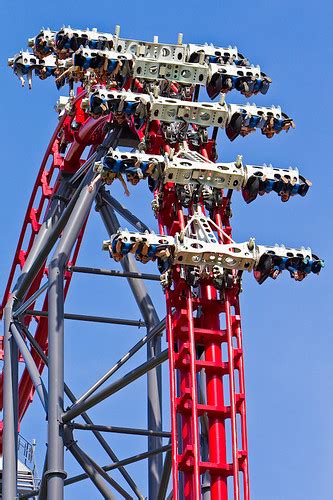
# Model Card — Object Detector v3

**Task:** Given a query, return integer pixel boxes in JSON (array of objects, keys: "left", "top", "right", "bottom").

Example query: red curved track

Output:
[{"left": 0, "top": 90, "right": 108, "bottom": 424}]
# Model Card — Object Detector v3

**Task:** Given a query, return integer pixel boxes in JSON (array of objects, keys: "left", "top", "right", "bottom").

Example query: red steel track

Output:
[
  {"left": 157, "top": 162, "right": 249, "bottom": 499},
  {"left": 0, "top": 91, "right": 108, "bottom": 425}
]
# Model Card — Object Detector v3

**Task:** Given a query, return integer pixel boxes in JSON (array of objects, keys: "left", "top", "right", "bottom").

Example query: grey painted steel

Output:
[
  {"left": 20, "top": 323, "right": 144, "bottom": 499},
  {"left": 198, "top": 355, "right": 211, "bottom": 499},
  {"left": 71, "top": 422, "right": 171, "bottom": 438},
  {"left": 63, "top": 387, "right": 143, "bottom": 499},
  {"left": 13, "top": 281, "right": 48, "bottom": 318},
  {"left": 69, "top": 265, "right": 161, "bottom": 281},
  {"left": 73, "top": 318, "right": 166, "bottom": 407},
  {"left": 38, "top": 452, "right": 48, "bottom": 500},
  {"left": 43, "top": 125, "right": 129, "bottom": 500},
  {"left": 10, "top": 323, "right": 48, "bottom": 412},
  {"left": 11, "top": 137, "right": 143, "bottom": 498},
  {"left": 12, "top": 156, "right": 101, "bottom": 302},
  {"left": 25, "top": 309, "right": 145, "bottom": 327},
  {"left": 19, "top": 491, "right": 39, "bottom": 499},
  {"left": 98, "top": 188, "right": 164, "bottom": 499},
  {"left": 46, "top": 144, "right": 112, "bottom": 499},
  {"left": 15, "top": 179, "right": 70, "bottom": 278},
  {"left": 157, "top": 446, "right": 172, "bottom": 500},
  {"left": 2, "top": 299, "right": 19, "bottom": 500},
  {"left": 8, "top": 127, "right": 164, "bottom": 498},
  {"left": 79, "top": 453, "right": 132, "bottom": 500},
  {"left": 63, "top": 349, "right": 168, "bottom": 422},
  {"left": 46, "top": 255, "right": 66, "bottom": 500},
  {"left": 68, "top": 151, "right": 97, "bottom": 185},
  {"left": 64, "top": 426, "right": 131, "bottom": 499},
  {"left": 65, "top": 433, "right": 116, "bottom": 499},
  {"left": 202, "top": 478, "right": 211, "bottom": 500},
  {"left": 23, "top": 316, "right": 162, "bottom": 499},
  {"left": 104, "top": 193, "right": 151, "bottom": 232},
  {"left": 3, "top": 181, "right": 69, "bottom": 500},
  {"left": 65, "top": 444, "right": 172, "bottom": 487}
]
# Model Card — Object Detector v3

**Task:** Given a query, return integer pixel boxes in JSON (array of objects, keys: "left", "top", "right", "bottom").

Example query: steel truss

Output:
[
  {"left": 1, "top": 111, "right": 169, "bottom": 499},
  {"left": 2, "top": 25, "right": 323, "bottom": 500}
]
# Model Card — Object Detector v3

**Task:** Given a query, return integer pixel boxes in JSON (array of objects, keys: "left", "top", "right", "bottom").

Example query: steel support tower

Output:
[{"left": 1, "top": 25, "right": 323, "bottom": 499}]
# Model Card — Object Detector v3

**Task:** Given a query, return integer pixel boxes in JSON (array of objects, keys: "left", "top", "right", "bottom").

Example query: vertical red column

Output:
[
  {"left": 200, "top": 284, "right": 229, "bottom": 499},
  {"left": 159, "top": 191, "right": 250, "bottom": 499}
]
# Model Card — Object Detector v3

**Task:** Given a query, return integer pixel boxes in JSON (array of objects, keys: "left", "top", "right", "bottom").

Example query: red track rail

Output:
[
  {"left": 0, "top": 91, "right": 107, "bottom": 430},
  {"left": 157, "top": 158, "right": 249, "bottom": 499}
]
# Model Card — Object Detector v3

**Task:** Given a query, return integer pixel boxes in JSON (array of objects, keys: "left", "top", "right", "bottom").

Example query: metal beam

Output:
[
  {"left": 12, "top": 178, "right": 71, "bottom": 299},
  {"left": 102, "top": 192, "right": 151, "bottom": 232},
  {"left": 73, "top": 318, "right": 165, "bottom": 407},
  {"left": 198, "top": 352, "right": 211, "bottom": 500},
  {"left": 45, "top": 129, "right": 123, "bottom": 499},
  {"left": 71, "top": 422, "right": 171, "bottom": 438},
  {"left": 8, "top": 127, "right": 162, "bottom": 498},
  {"left": 2, "top": 299, "right": 19, "bottom": 500},
  {"left": 3, "top": 179, "right": 71, "bottom": 500},
  {"left": 21, "top": 445, "right": 172, "bottom": 497},
  {"left": 10, "top": 322, "right": 48, "bottom": 412},
  {"left": 21, "top": 325, "right": 145, "bottom": 500},
  {"left": 38, "top": 452, "right": 48, "bottom": 500},
  {"left": 25, "top": 309, "right": 145, "bottom": 327},
  {"left": 98, "top": 188, "right": 164, "bottom": 499},
  {"left": 13, "top": 128, "right": 119, "bottom": 303},
  {"left": 68, "top": 151, "right": 97, "bottom": 186},
  {"left": 46, "top": 248, "right": 66, "bottom": 500},
  {"left": 65, "top": 445, "right": 172, "bottom": 486},
  {"left": 63, "top": 349, "right": 168, "bottom": 422},
  {"left": 157, "top": 446, "right": 172, "bottom": 500},
  {"left": 12, "top": 171, "right": 89, "bottom": 302},
  {"left": 13, "top": 281, "right": 48, "bottom": 318},
  {"left": 64, "top": 428, "right": 116, "bottom": 500},
  {"left": 64, "top": 425, "right": 132, "bottom": 499},
  {"left": 20, "top": 323, "right": 144, "bottom": 499},
  {"left": 68, "top": 265, "right": 161, "bottom": 281}
]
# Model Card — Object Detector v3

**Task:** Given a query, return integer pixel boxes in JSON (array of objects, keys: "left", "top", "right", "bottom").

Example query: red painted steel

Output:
[
  {"left": 155, "top": 135, "right": 250, "bottom": 498},
  {"left": 0, "top": 90, "right": 106, "bottom": 439}
]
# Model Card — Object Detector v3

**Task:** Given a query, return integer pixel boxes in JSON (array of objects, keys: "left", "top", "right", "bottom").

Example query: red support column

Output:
[{"left": 158, "top": 185, "right": 250, "bottom": 499}]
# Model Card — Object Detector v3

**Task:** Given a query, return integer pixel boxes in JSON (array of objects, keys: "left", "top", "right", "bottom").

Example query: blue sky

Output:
[{"left": 1, "top": 1, "right": 333, "bottom": 498}]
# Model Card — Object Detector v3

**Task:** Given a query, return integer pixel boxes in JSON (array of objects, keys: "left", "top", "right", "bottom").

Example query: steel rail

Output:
[
  {"left": 63, "top": 349, "right": 168, "bottom": 422},
  {"left": 97, "top": 188, "right": 164, "bottom": 499},
  {"left": 12, "top": 282, "right": 48, "bottom": 318},
  {"left": 65, "top": 445, "right": 172, "bottom": 487},
  {"left": 71, "top": 422, "right": 171, "bottom": 438},
  {"left": 20, "top": 323, "right": 144, "bottom": 499},
  {"left": 10, "top": 323, "right": 48, "bottom": 412},
  {"left": 19, "top": 445, "right": 173, "bottom": 498},
  {"left": 68, "top": 265, "right": 161, "bottom": 281},
  {"left": 64, "top": 427, "right": 117, "bottom": 499},
  {"left": 103, "top": 193, "right": 151, "bottom": 232},
  {"left": 25, "top": 309, "right": 145, "bottom": 328},
  {"left": 72, "top": 318, "right": 165, "bottom": 407}
]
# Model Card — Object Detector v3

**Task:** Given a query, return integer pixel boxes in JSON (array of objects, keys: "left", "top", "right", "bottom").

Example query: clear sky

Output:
[{"left": 1, "top": 1, "right": 333, "bottom": 498}]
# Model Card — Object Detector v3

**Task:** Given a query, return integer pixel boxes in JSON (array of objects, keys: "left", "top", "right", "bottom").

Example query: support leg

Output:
[
  {"left": 2, "top": 299, "right": 18, "bottom": 500},
  {"left": 97, "top": 189, "right": 163, "bottom": 499},
  {"left": 45, "top": 129, "right": 121, "bottom": 499},
  {"left": 45, "top": 258, "right": 66, "bottom": 500}
]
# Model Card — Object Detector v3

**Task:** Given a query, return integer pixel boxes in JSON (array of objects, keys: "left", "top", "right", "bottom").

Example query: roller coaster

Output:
[{"left": 2, "top": 25, "right": 324, "bottom": 499}]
